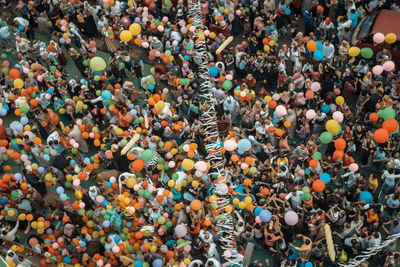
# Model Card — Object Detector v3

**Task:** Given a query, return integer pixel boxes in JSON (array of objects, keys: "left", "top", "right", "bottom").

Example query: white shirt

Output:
[{"left": 322, "top": 44, "right": 335, "bottom": 59}]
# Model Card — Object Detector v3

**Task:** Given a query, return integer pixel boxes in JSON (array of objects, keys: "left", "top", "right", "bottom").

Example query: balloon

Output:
[
  {"left": 360, "top": 47, "right": 373, "bottom": 59},
  {"left": 373, "top": 32, "right": 385, "bottom": 43},
  {"left": 306, "top": 109, "right": 315, "bottom": 120},
  {"left": 382, "top": 118, "right": 399, "bottom": 133},
  {"left": 313, "top": 152, "right": 322, "bottom": 161},
  {"left": 312, "top": 179, "right": 325, "bottom": 192},
  {"left": 320, "top": 173, "right": 331, "bottom": 184},
  {"left": 374, "top": 128, "right": 389, "bottom": 143},
  {"left": 310, "top": 82, "right": 320, "bottom": 92},
  {"left": 332, "top": 111, "right": 344, "bottom": 123},
  {"left": 132, "top": 159, "right": 145, "bottom": 172},
  {"left": 182, "top": 159, "right": 195, "bottom": 170},
  {"left": 313, "top": 50, "right": 324, "bottom": 61},
  {"left": 334, "top": 138, "right": 346, "bottom": 150},
  {"left": 142, "top": 149, "right": 154, "bottom": 162},
  {"left": 382, "top": 107, "right": 396, "bottom": 120},
  {"left": 237, "top": 139, "right": 251, "bottom": 151},
  {"left": 349, "top": 163, "right": 359, "bottom": 172},
  {"left": 222, "top": 80, "right": 232, "bottom": 90},
  {"left": 129, "top": 23, "right": 142, "bottom": 35},
  {"left": 335, "top": 96, "right": 345, "bottom": 105},
  {"left": 224, "top": 140, "right": 237, "bottom": 151},
  {"left": 209, "top": 66, "right": 218, "bottom": 77},
  {"left": 369, "top": 112, "right": 379, "bottom": 122},
  {"left": 326, "top": 120, "right": 340, "bottom": 133},
  {"left": 306, "top": 40, "right": 317, "bottom": 51},
  {"left": 284, "top": 211, "right": 298, "bottom": 226},
  {"left": 383, "top": 61, "right": 395, "bottom": 72},
  {"left": 120, "top": 30, "right": 132, "bottom": 42},
  {"left": 90, "top": 57, "right": 106, "bottom": 71},
  {"left": 385, "top": 33, "right": 397, "bottom": 44},
  {"left": 348, "top": 46, "right": 360, "bottom": 57},
  {"left": 275, "top": 105, "right": 287, "bottom": 116},
  {"left": 372, "top": 65, "right": 384, "bottom": 75},
  {"left": 259, "top": 210, "right": 272, "bottom": 222},
  {"left": 320, "top": 132, "right": 333, "bottom": 144},
  {"left": 359, "top": 191, "right": 373, "bottom": 204},
  {"left": 190, "top": 199, "right": 202, "bottom": 211},
  {"left": 195, "top": 161, "right": 207, "bottom": 172},
  {"left": 175, "top": 224, "right": 187, "bottom": 238},
  {"left": 14, "top": 78, "right": 24, "bottom": 89}
]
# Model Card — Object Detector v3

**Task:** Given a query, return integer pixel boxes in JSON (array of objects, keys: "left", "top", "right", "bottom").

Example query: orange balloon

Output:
[
  {"left": 382, "top": 118, "right": 399, "bottom": 133},
  {"left": 275, "top": 128, "right": 283, "bottom": 136},
  {"left": 165, "top": 141, "right": 172, "bottom": 150},
  {"left": 190, "top": 199, "right": 202, "bottom": 211},
  {"left": 269, "top": 100, "right": 277, "bottom": 108},
  {"left": 33, "top": 137, "right": 41, "bottom": 145},
  {"left": 284, "top": 121, "right": 291, "bottom": 128},
  {"left": 148, "top": 97, "right": 156, "bottom": 106},
  {"left": 374, "top": 128, "right": 389, "bottom": 143},
  {"left": 305, "top": 90, "right": 314, "bottom": 99},
  {"left": 312, "top": 179, "right": 325, "bottom": 192},
  {"left": 309, "top": 159, "right": 318, "bottom": 168},
  {"left": 231, "top": 154, "right": 239, "bottom": 162},
  {"left": 334, "top": 138, "right": 346, "bottom": 150},
  {"left": 261, "top": 188, "right": 270, "bottom": 195},
  {"left": 333, "top": 150, "right": 344, "bottom": 159},
  {"left": 189, "top": 143, "right": 198, "bottom": 150},
  {"left": 132, "top": 159, "right": 144, "bottom": 172},
  {"left": 245, "top": 157, "right": 252, "bottom": 165},
  {"left": 369, "top": 112, "right": 379, "bottom": 122},
  {"left": 268, "top": 126, "right": 276, "bottom": 133}
]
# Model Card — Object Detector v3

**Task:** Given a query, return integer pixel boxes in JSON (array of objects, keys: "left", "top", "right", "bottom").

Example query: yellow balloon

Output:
[
  {"left": 14, "top": 78, "right": 24, "bottom": 89},
  {"left": 209, "top": 32, "right": 216, "bottom": 39},
  {"left": 75, "top": 190, "right": 83, "bottom": 200},
  {"left": 77, "top": 100, "right": 84, "bottom": 107},
  {"left": 7, "top": 209, "right": 15, "bottom": 217},
  {"left": 232, "top": 198, "right": 239, "bottom": 205},
  {"left": 126, "top": 177, "right": 136, "bottom": 188},
  {"left": 263, "top": 44, "right": 270, "bottom": 52},
  {"left": 385, "top": 33, "right": 397, "bottom": 44},
  {"left": 244, "top": 196, "right": 252, "bottom": 204},
  {"left": 31, "top": 221, "right": 38, "bottom": 229},
  {"left": 24, "top": 125, "right": 31, "bottom": 131},
  {"left": 129, "top": 23, "right": 142, "bottom": 36},
  {"left": 127, "top": 0, "right": 133, "bottom": 7},
  {"left": 225, "top": 205, "right": 233, "bottom": 212},
  {"left": 168, "top": 180, "right": 175, "bottom": 188},
  {"left": 264, "top": 95, "right": 272, "bottom": 102},
  {"left": 182, "top": 159, "right": 195, "bottom": 170},
  {"left": 335, "top": 96, "right": 345, "bottom": 105},
  {"left": 268, "top": 40, "right": 275, "bottom": 46},
  {"left": 348, "top": 46, "right": 360, "bottom": 57},
  {"left": 238, "top": 201, "right": 247, "bottom": 209},
  {"left": 224, "top": 9, "right": 230, "bottom": 15},
  {"left": 174, "top": 184, "right": 181, "bottom": 191},
  {"left": 184, "top": 258, "right": 191, "bottom": 265},
  {"left": 37, "top": 221, "right": 44, "bottom": 229},
  {"left": 59, "top": 108, "right": 66, "bottom": 114},
  {"left": 120, "top": 30, "right": 133, "bottom": 42},
  {"left": 63, "top": 33, "right": 69, "bottom": 39},
  {"left": 192, "top": 180, "right": 199, "bottom": 187},
  {"left": 18, "top": 213, "right": 26, "bottom": 221},
  {"left": 326, "top": 119, "right": 340, "bottom": 133}
]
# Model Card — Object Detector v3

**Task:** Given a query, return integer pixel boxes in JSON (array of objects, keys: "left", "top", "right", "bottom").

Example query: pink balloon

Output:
[
  {"left": 157, "top": 25, "right": 164, "bottom": 32},
  {"left": 373, "top": 32, "right": 385, "bottom": 44},
  {"left": 79, "top": 202, "right": 85, "bottom": 209},
  {"left": 52, "top": 243, "right": 59, "bottom": 249},
  {"left": 275, "top": 105, "right": 287, "bottom": 116},
  {"left": 383, "top": 60, "right": 395, "bottom": 72},
  {"left": 60, "top": 20, "right": 67, "bottom": 26},
  {"left": 89, "top": 132, "right": 95, "bottom": 139},
  {"left": 255, "top": 216, "right": 262, "bottom": 224},
  {"left": 37, "top": 75, "right": 43, "bottom": 82},
  {"left": 73, "top": 179, "right": 80, "bottom": 187},
  {"left": 165, "top": 152, "right": 173, "bottom": 159},
  {"left": 284, "top": 211, "right": 298, "bottom": 226},
  {"left": 195, "top": 170, "right": 203, "bottom": 177},
  {"left": 224, "top": 140, "right": 238, "bottom": 151},
  {"left": 142, "top": 11, "right": 148, "bottom": 17},
  {"left": 334, "top": 88, "right": 341, "bottom": 95},
  {"left": 306, "top": 109, "right": 315, "bottom": 120},
  {"left": 240, "top": 163, "right": 249, "bottom": 170},
  {"left": 2, "top": 60, "right": 9, "bottom": 68},
  {"left": 96, "top": 195, "right": 105, "bottom": 203},
  {"left": 189, "top": 26, "right": 196, "bottom": 32},
  {"left": 61, "top": 26, "right": 67, "bottom": 32},
  {"left": 142, "top": 42, "right": 149, "bottom": 48},
  {"left": 183, "top": 144, "right": 190, "bottom": 152},
  {"left": 158, "top": 228, "right": 165, "bottom": 235},
  {"left": 372, "top": 65, "right": 384, "bottom": 75},
  {"left": 66, "top": 38, "right": 71, "bottom": 44},
  {"left": 163, "top": 88, "right": 169, "bottom": 94},
  {"left": 181, "top": 27, "right": 187, "bottom": 33},
  {"left": 20, "top": 154, "right": 28, "bottom": 161},
  {"left": 179, "top": 20, "right": 186, "bottom": 27},
  {"left": 162, "top": 16, "right": 169, "bottom": 22},
  {"left": 195, "top": 161, "right": 207, "bottom": 172},
  {"left": 204, "top": 30, "right": 210, "bottom": 36},
  {"left": 272, "top": 93, "right": 280, "bottom": 100},
  {"left": 143, "top": 7, "right": 148, "bottom": 11},
  {"left": 236, "top": 10, "right": 241, "bottom": 16},
  {"left": 175, "top": 224, "right": 187, "bottom": 238},
  {"left": 109, "top": 176, "right": 116, "bottom": 183},
  {"left": 142, "top": 17, "right": 149, "bottom": 23},
  {"left": 226, "top": 74, "right": 233, "bottom": 80},
  {"left": 332, "top": 111, "right": 344, "bottom": 123},
  {"left": 168, "top": 161, "right": 175, "bottom": 168},
  {"left": 73, "top": 143, "right": 79, "bottom": 149},
  {"left": 349, "top": 163, "right": 359, "bottom": 172},
  {"left": 310, "top": 82, "right": 321, "bottom": 92}
]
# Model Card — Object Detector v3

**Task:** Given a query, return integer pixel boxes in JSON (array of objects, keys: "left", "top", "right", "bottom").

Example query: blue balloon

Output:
[
  {"left": 320, "top": 173, "right": 331, "bottom": 184},
  {"left": 359, "top": 191, "right": 373, "bottom": 204},
  {"left": 56, "top": 186, "right": 64, "bottom": 195},
  {"left": 259, "top": 209, "right": 272, "bottom": 222},
  {"left": 18, "top": 25, "right": 24, "bottom": 31},
  {"left": 59, "top": 38, "right": 65, "bottom": 44},
  {"left": 134, "top": 260, "right": 143, "bottom": 267},
  {"left": 321, "top": 104, "right": 330, "bottom": 114},
  {"left": 284, "top": 8, "right": 291, "bottom": 14},
  {"left": 103, "top": 220, "right": 110, "bottom": 228},
  {"left": 101, "top": 90, "right": 112, "bottom": 100},
  {"left": 148, "top": 83, "right": 155, "bottom": 90},
  {"left": 102, "top": 200, "right": 109, "bottom": 206},
  {"left": 3, "top": 105, "right": 9, "bottom": 111},
  {"left": 305, "top": 262, "right": 313, "bottom": 267},
  {"left": 64, "top": 257, "right": 71, "bottom": 264},
  {"left": 153, "top": 259, "right": 162, "bottom": 267},
  {"left": 184, "top": 55, "right": 189, "bottom": 61},
  {"left": 47, "top": 88, "right": 54, "bottom": 94},
  {"left": 126, "top": 222, "right": 132, "bottom": 227},
  {"left": 79, "top": 241, "right": 86, "bottom": 247},
  {"left": 208, "top": 66, "right": 218, "bottom": 77},
  {"left": 20, "top": 116, "right": 29, "bottom": 125},
  {"left": 60, "top": 194, "right": 67, "bottom": 201},
  {"left": 38, "top": 167, "right": 45, "bottom": 173},
  {"left": 14, "top": 173, "right": 22, "bottom": 181},
  {"left": 254, "top": 207, "right": 261, "bottom": 216},
  {"left": 44, "top": 238, "right": 51, "bottom": 244},
  {"left": 128, "top": 104, "right": 134, "bottom": 109},
  {"left": 105, "top": 181, "right": 112, "bottom": 188},
  {"left": 237, "top": 139, "right": 251, "bottom": 151},
  {"left": 316, "top": 41, "right": 323, "bottom": 51},
  {"left": 43, "top": 154, "right": 50, "bottom": 161},
  {"left": 70, "top": 160, "right": 76, "bottom": 166},
  {"left": 114, "top": 236, "right": 120, "bottom": 243},
  {"left": 313, "top": 50, "right": 324, "bottom": 61}
]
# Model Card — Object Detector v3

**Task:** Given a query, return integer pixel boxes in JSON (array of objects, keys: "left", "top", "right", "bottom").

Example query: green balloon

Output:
[
  {"left": 120, "top": 139, "right": 127, "bottom": 146},
  {"left": 301, "top": 192, "right": 311, "bottom": 201},
  {"left": 94, "top": 75, "right": 100, "bottom": 81},
  {"left": 50, "top": 66, "right": 57, "bottom": 72},
  {"left": 377, "top": 109, "right": 384, "bottom": 118},
  {"left": 166, "top": 220, "right": 173, "bottom": 228},
  {"left": 312, "top": 152, "right": 322, "bottom": 160},
  {"left": 382, "top": 107, "right": 395, "bottom": 120},
  {"left": 2, "top": 67, "right": 8, "bottom": 74},
  {"left": 163, "top": 164, "right": 169, "bottom": 170},
  {"left": 157, "top": 157, "right": 165, "bottom": 164},
  {"left": 155, "top": 19, "right": 160, "bottom": 26},
  {"left": 65, "top": 181, "right": 71, "bottom": 188},
  {"left": 31, "top": 92, "right": 37, "bottom": 98},
  {"left": 127, "top": 245, "right": 134, "bottom": 253},
  {"left": 360, "top": 47, "right": 373, "bottom": 59},
  {"left": 302, "top": 186, "right": 310, "bottom": 193},
  {"left": 142, "top": 149, "right": 154, "bottom": 162},
  {"left": 218, "top": 6, "right": 225, "bottom": 13},
  {"left": 180, "top": 179, "right": 187, "bottom": 187},
  {"left": 157, "top": 216, "right": 166, "bottom": 224},
  {"left": 144, "top": 190, "right": 151, "bottom": 199},
  {"left": 223, "top": 80, "right": 232, "bottom": 90},
  {"left": 86, "top": 210, "right": 93, "bottom": 217},
  {"left": 49, "top": 75, "right": 55, "bottom": 80},
  {"left": 1, "top": 53, "right": 7, "bottom": 59},
  {"left": 172, "top": 173, "right": 179, "bottom": 180},
  {"left": 138, "top": 189, "right": 145, "bottom": 196},
  {"left": 333, "top": 125, "right": 342, "bottom": 136},
  {"left": 320, "top": 131, "right": 333, "bottom": 144},
  {"left": 250, "top": 166, "right": 257, "bottom": 174},
  {"left": 28, "top": 72, "right": 34, "bottom": 78},
  {"left": 104, "top": 214, "right": 110, "bottom": 220},
  {"left": 304, "top": 168, "right": 311, "bottom": 175},
  {"left": 83, "top": 60, "right": 89, "bottom": 66},
  {"left": 118, "top": 62, "right": 125, "bottom": 68}
]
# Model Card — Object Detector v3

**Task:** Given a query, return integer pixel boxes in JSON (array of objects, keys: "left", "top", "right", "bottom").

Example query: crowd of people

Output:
[{"left": 0, "top": 0, "right": 399, "bottom": 266}]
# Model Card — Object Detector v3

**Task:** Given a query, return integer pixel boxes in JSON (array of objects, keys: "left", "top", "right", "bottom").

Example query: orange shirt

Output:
[{"left": 47, "top": 109, "right": 59, "bottom": 126}]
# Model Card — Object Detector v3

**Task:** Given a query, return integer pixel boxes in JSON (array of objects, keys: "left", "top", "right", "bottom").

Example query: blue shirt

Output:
[
  {"left": 288, "top": 247, "right": 297, "bottom": 261},
  {"left": 350, "top": 12, "right": 359, "bottom": 28}
]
